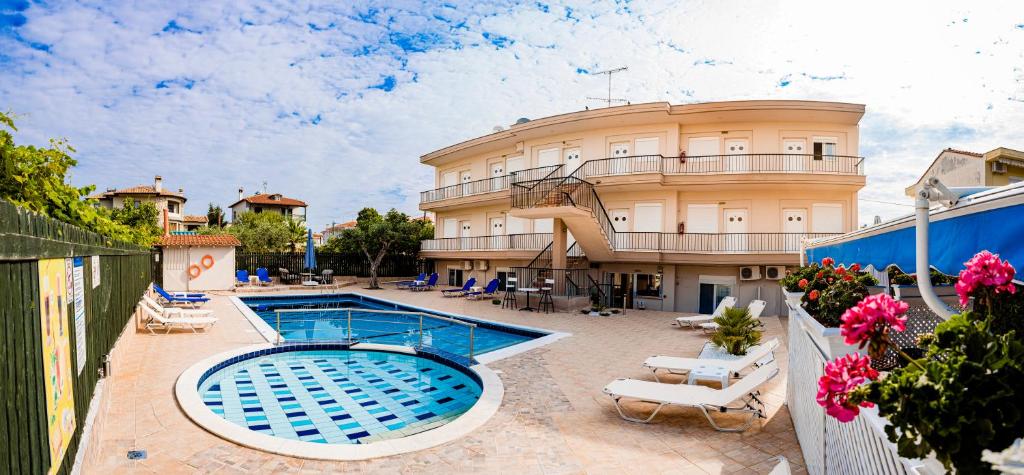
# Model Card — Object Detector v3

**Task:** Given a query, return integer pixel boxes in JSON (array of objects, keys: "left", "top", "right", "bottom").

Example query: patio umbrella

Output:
[{"left": 304, "top": 228, "right": 317, "bottom": 272}]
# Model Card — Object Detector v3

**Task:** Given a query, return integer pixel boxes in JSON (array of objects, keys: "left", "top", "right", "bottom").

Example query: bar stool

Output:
[
  {"left": 538, "top": 278, "right": 555, "bottom": 314},
  {"left": 502, "top": 277, "right": 518, "bottom": 310}
]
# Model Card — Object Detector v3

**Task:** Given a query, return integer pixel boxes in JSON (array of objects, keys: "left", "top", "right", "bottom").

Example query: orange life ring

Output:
[
  {"left": 188, "top": 264, "right": 202, "bottom": 279},
  {"left": 200, "top": 254, "right": 215, "bottom": 269}
]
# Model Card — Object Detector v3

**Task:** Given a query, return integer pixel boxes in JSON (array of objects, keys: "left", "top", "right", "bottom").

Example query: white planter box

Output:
[
  {"left": 782, "top": 289, "right": 804, "bottom": 306},
  {"left": 892, "top": 284, "right": 957, "bottom": 300},
  {"left": 791, "top": 303, "right": 863, "bottom": 360}
]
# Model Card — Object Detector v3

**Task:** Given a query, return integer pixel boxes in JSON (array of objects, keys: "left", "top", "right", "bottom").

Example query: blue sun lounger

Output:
[{"left": 153, "top": 284, "right": 209, "bottom": 307}]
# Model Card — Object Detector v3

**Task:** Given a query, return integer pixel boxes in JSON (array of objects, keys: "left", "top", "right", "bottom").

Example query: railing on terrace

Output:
[
  {"left": 573, "top": 154, "right": 865, "bottom": 179},
  {"left": 419, "top": 164, "right": 564, "bottom": 204},
  {"left": 420, "top": 233, "right": 553, "bottom": 252},
  {"left": 509, "top": 267, "right": 591, "bottom": 298},
  {"left": 613, "top": 232, "right": 840, "bottom": 254},
  {"left": 273, "top": 308, "right": 477, "bottom": 363}
]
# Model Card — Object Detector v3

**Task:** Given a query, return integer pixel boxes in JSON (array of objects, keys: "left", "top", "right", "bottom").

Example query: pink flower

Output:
[
  {"left": 955, "top": 250, "right": 1017, "bottom": 306},
  {"left": 817, "top": 354, "right": 879, "bottom": 423},
  {"left": 840, "top": 294, "right": 909, "bottom": 351},
  {"left": 798, "top": 278, "right": 809, "bottom": 290},
  {"left": 822, "top": 257, "right": 835, "bottom": 267},
  {"left": 809, "top": 289, "right": 820, "bottom": 301}
]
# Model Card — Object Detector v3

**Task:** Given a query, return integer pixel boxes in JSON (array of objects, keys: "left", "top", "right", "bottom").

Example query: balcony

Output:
[
  {"left": 613, "top": 232, "right": 840, "bottom": 254},
  {"left": 420, "top": 233, "right": 553, "bottom": 254},
  {"left": 419, "top": 165, "right": 562, "bottom": 209},
  {"left": 575, "top": 154, "right": 864, "bottom": 180}
]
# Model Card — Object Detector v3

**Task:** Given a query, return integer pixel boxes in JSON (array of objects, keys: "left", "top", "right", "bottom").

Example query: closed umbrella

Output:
[{"left": 304, "top": 229, "right": 316, "bottom": 282}]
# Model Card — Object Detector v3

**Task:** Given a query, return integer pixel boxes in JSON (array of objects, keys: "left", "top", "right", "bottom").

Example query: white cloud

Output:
[{"left": 2, "top": 0, "right": 1024, "bottom": 229}]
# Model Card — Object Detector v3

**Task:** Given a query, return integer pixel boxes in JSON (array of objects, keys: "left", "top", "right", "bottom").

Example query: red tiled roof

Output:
[
  {"left": 183, "top": 215, "right": 208, "bottom": 223},
  {"left": 943, "top": 148, "right": 983, "bottom": 157},
  {"left": 156, "top": 234, "right": 240, "bottom": 247},
  {"left": 231, "top": 193, "right": 307, "bottom": 208},
  {"left": 88, "top": 185, "right": 186, "bottom": 200},
  {"left": 324, "top": 220, "right": 357, "bottom": 232}
]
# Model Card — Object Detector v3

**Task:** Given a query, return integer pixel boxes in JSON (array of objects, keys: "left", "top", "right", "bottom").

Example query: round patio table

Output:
[
  {"left": 301, "top": 272, "right": 318, "bottom": 286},
  {"left": 518, "top": 287, "right": 539, "bottom": 312}
]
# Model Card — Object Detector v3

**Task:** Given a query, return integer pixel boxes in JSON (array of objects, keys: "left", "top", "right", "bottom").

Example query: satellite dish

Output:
[{"left": 515, "top": 117, "right": 530, "bottom": 125}]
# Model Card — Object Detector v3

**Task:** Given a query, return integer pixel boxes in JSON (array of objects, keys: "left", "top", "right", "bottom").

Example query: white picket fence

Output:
[{"left": 785, "top": 301, "right": 937, "bottom": 475}]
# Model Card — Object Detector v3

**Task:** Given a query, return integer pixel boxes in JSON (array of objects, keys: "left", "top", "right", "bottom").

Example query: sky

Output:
[{"left": 2, "top": 0, "right": 1024, "bottom": 230}]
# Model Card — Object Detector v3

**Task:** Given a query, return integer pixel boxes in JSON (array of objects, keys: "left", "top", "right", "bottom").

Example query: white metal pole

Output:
[{"left": 915, "top": 189, "right": 956, "bottom": 319}]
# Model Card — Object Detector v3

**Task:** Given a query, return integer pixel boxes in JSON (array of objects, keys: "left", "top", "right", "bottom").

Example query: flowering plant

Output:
[
  {"left": 796, "top": 257, "right": 878, "bottom": 327},
  {"left": 816, "top": 251, "right": 1024, "bottom": 474},
  {"left": 780, "top": 263, "right": 821, "bottom": 292}
]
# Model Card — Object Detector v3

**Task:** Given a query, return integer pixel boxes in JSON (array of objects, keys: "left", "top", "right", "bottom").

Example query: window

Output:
[
  {"left": 134, "top": 200, "right": 142, "bottom": 207},
  {"left": 698, "top": 275, "right": 736, "bottom": 314},
  {"left": 447, "top": 268, "right": 464, "bottom": 286},
  {"left": 255, "top": 206, "right": 263, "bottom": 213},
  {"left": 497, "top": 270, "right": 516, "bottom": 291},
  {"left": 813, "top": 137, "right": 838, "bottom": 160},
  {"left": 167, "top": 202, "right": 179, "bottom": 213},
  {"left": 635, "top": 273, "right": 662, "bottom": 298}
]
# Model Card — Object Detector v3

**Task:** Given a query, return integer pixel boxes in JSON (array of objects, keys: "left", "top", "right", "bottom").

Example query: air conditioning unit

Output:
[
  {"left": 475, "top": 260, "right": 489, "bottom": 271},
  {"left": 462, "top": 260, "right": 473, "bottom": 270},
  {"left": 765, "top": 266, "right": 786, "bottom": 280},
  {"left": 739, "top": 266, "right": 761, "bottom": 281},
  {"left": 992, "top": 161, "right": 1008, "bottom": 174}
]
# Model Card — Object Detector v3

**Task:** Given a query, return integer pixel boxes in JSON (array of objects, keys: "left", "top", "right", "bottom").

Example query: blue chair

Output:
[
  {"left": 256, "top": 267, "right": 272, "bottom": 286},
  {"left": 396, "top": 272, "right": 426, "bottom": 289},
  {"left": 442, "top": 277, "right": 476, "bottom": 297},
  {"left": 466, "top": 279, "right": 499, "bottom": 299},
  {"left": 236, "top": 269, "right": 249, "bottom": 285},
  {"left": 153, "top": 284, "right": 209, "bottom": 307},
  {"left": 411, "top": 273, "right": 438, "bottom": 291}
]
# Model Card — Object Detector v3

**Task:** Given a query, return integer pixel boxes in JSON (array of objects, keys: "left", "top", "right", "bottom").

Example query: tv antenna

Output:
[{"left": 586, "top": 66, "right": 629, "bottom": 108}]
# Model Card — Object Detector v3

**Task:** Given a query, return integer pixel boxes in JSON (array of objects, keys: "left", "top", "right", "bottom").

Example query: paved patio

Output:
[{"left": 84, "top": 287, "right": 805, "bottom": 474}]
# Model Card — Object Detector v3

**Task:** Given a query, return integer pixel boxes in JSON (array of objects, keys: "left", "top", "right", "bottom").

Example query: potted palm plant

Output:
[{"left": 710, "top": 306, "right": 763, "bottom": 355}]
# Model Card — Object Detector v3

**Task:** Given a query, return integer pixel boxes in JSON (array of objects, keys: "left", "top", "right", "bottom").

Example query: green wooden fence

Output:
[{"left": 0, "top": 199, "right": 152, "bottom": 475}]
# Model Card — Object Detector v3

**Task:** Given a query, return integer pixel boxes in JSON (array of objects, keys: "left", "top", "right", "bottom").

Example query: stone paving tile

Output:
[{"left": 83, "top": 287, "right": 803, "bottom": 474}]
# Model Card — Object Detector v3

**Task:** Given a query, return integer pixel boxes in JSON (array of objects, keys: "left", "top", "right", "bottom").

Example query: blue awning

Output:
[{"left": 806, "top": 185, "right": 1024, "bottom": 275}]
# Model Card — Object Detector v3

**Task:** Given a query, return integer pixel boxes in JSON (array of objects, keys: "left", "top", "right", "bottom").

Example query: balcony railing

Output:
[
  {"left": 613, "top": 232, "right": 841, "bottom": 254},
  {"left": 420, "top": 233, "right": 553, "bottom": 252},
  {"left": 419, "top": 165, "right": 564, "bottom": 204},
  {"left": 575, "top": 154, "right": 865, "bottom": 180}
]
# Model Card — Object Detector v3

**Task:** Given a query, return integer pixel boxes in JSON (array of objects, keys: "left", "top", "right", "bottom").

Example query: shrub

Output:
[
  {"left": 780, "top": 263, "right": 820, "bottom": 292},
  {"left": 710, "top": 307, "right": 763, "bottom": 355},
  {"left": 887, "top": 266, "right": 958, "bottom": 286}
]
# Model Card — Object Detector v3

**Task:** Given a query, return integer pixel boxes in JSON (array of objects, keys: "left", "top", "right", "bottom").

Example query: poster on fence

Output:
[
  {"left": 91, "top": 255, "right": 100, "bottom": 288},
  {"left": 38, "top": 259, "right": 77, "bottom": 475},
  {"left": 72, "top": 257, "right": 87, "bottom": 375}
]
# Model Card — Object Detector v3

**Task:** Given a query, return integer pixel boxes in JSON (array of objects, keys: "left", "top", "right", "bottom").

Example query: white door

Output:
[
  {"left": 783, "top": 209, "right": 808, "bottom": 251},
  {"left": 812, "top": 204, "right": 843, "bottom": 233},
  {"left": 724, "top": 209, "right": 749, "bottom": 252},
  {"left": 611, "top": 142, "right": 631, "bottom": 157},
  {"left": 459, "top": 220, "right": 473, "bottom": 249},
  {"left": 609, "top": 142, "right": 631, "bottom": 174},
  {"left": 609, "top": 209, "right": 630, "bottom": 232},
  {"left": 534, "top": 218, "right": 553, "bottom": 234},
  {"left": 490, "top": 161, "right": 505, "bottom": 177},
  {"left": 783, "top": 139, "right": 808, "bottom": 172},
  {"left": 441, "top": 171, "right": 457, "bottom": 199},
  {"left": 490, "top": 217, "right": 505, "bottom": 249},
  {"left": 563, "top": 147, "right": 581, "bottom": 174},
  {"left": 460, "top": 171, "right": 472, "bottom": 195},
  {"left": 538, "top": 148, "right": 560, "bottom": 168},
  {"left": 633, "top": 203, "right": 663, "bottom": 233},
  {"left": 443, "top": 218, "right": 458, "bottom": 239},
  {"left": 725, "top": 139, "right": 749, "bottom": 172},
  {"left": 686, "top": 137, "right": 720, "bottom": 171}
]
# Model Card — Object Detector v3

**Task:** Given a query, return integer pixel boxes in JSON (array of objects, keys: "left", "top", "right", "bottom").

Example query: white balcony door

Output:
[
  {"left": 812, "top": 203, "right": 843, "bottom": 233},
  {"left": 782, "top": 208, "right": 808, "bottom": 251},
  {"left": 443, "top": 218, "right": 458, "bottom": 238},
  {"left": 441, "top": 171, "right": 457, "bottom": 199},
  {"left": 609, "top": 209, "right": 630, "bottom": 232},
  {"left": 633, "top": 203, "right": 663, "bottom": 233},
  {"left": 563, "top": 147, "right": 581, "bottom": 174},
  {"left": 725, "top": 139, "right": 749, "bottom": 173},
  {"left": 490, "top": 161, "right": 505, "bottom": 191},
  {"left": 538, "top": 148, "right": 560, "bottom": 168},
  {"left": 686, "top": 137, "right": 719, "bottom": 171},
  {"left": 783, "top": 139, "right": 808, "bottom": 172},
  {"left": 610, "top": 142, "right": 631, "bottom": 174},
  {"left": 724, "top": 209, "right": 749, "bottom": 252},
  {"left": 490, "top": 217, "right": 505, "bottom": 249},
  {"left": 459, "top": 220, "right": 473, "bottom": 249},
  {"left": 460, "top": 171, "right": 472, "bottom": 195},
  {"left": 506, "top": 215, "right": 528, "bottom": 235}
]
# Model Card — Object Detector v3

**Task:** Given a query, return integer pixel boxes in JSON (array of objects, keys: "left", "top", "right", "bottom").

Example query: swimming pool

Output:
[
  {"left": 238, "top": 293, "right": 546, "bottom": 359},
  {"left": 198, "top": 348, "right": 481, "bottom": 444}
]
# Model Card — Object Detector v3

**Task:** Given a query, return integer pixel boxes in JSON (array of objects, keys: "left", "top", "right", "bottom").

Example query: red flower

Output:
[
  {"left": 836, "top": 266, "right": 847, "bottom": 276},
  {"left": 798, "top": 278, "right": 809, "bottom": 290},
  {"left": 822, "top": 257, "right": 835, "bottom": 267},
  {"left": 850, "top": 263, "right": 861, "bottom": 272},
  {"left": 817, "top": 354, "right": 879, "bottom": 423},
  {"left": 843, "top": 275, "right": 854, "bottom": 282},
  {"left": 816, "top": 271, "right": 825, "bottom": 279},
  {"left": 809, "top": 289, "right": 820, "bottom": 301}
]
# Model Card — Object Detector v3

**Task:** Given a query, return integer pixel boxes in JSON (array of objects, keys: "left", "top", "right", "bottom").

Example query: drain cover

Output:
[{"left": 127, "top": 450, "right": 147, "bottom": 460}]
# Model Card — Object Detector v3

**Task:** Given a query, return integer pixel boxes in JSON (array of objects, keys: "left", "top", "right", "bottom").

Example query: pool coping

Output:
[
  {"left": 175, "top": 342, "right": 504, "bottom": 461},
  {"left": 228, "top": 291, "right": 571, "bottom": 363}
]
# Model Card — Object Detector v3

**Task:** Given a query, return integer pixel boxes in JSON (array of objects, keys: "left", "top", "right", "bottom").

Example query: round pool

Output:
[{"left": 176, "top": 344, "right": 502, "bottom": 460}]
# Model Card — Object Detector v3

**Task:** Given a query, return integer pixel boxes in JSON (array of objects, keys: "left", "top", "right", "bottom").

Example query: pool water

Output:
[
  {"left": 241, "top": 294, "right": 542, "bottom": 357},
  {"left": 198, "top": 349, "right": 482, "bottom": 444}
]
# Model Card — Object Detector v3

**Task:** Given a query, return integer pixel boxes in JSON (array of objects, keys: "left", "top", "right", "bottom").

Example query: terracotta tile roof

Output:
[
  {"left": 156, "top": 234, "right": 240, "bottom": 247},
  {"left": 231, "top": 193, "right": 307, "bottom": 208},
  {"left": 183, "top": 215, "right": 208, "bottom": 223},
  {"left": 943, "top": 148, "right": 983, "bottom": 157},
  {"left": 88, "top": 185, "right": 186, "bottom": 200},
  {"left": 324, "top": 220, "right": 357, "bottom": 232}
]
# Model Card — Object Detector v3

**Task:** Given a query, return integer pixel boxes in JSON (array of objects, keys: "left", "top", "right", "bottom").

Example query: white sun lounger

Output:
[
  {"left": 141, "top": 301, "right": 218, "bottom": 334},
  {"left": 643, "top": 338, "right": 780, "bottom": 382},
  {"left": 143, "top": 295, "right": 214, "bottom": 318},
  {"left": 675, "top": 296, "right": 736, "bottom": 328},
  {"left": 603, "top": 361, "right": 778, "bottom": 432},
  {"left": 699, "top": 299, "right": 767, "bottom": 333}
]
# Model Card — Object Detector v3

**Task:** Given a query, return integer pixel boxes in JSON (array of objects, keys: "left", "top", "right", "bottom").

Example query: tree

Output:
[
  {"left": 206, "top": 203, "right": 225, "bottom": 227},
  {"left": 710, "top": 306, "right": 762, "bottom": 355},
  {"left": 0, "top": 111, "right": 151, "bottom": 245},
  {"left": 286, "top": 218, "right": 307, "bottom": 252},
  {"left": 110, "top": 200, "right": 160, "bottom": 243},
  {"left": 228, "top": 211, "right": 291, "bottom": 252},
  {"left": 326, "top": 208, "right": 422, "bottom": 289}
]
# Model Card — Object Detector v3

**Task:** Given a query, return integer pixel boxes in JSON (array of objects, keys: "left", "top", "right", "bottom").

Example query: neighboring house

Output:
[
  {"left": 417, "top": 100, "right": 867, "bottom": 315},
  {"left": 321, "top": 220, "right": 357, "bottom": 242},
  {"left": 89, "top": 175, "right": 188, "bottom": 231},
  {"left": 183, "top": 214, "right": 209, "bottom": 231},
  {"left": 229, "top": 188, "right": 307, "bottom": 222},
  {"left": 904, "top": 147, "right": 1024, "bottom": 196}
]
